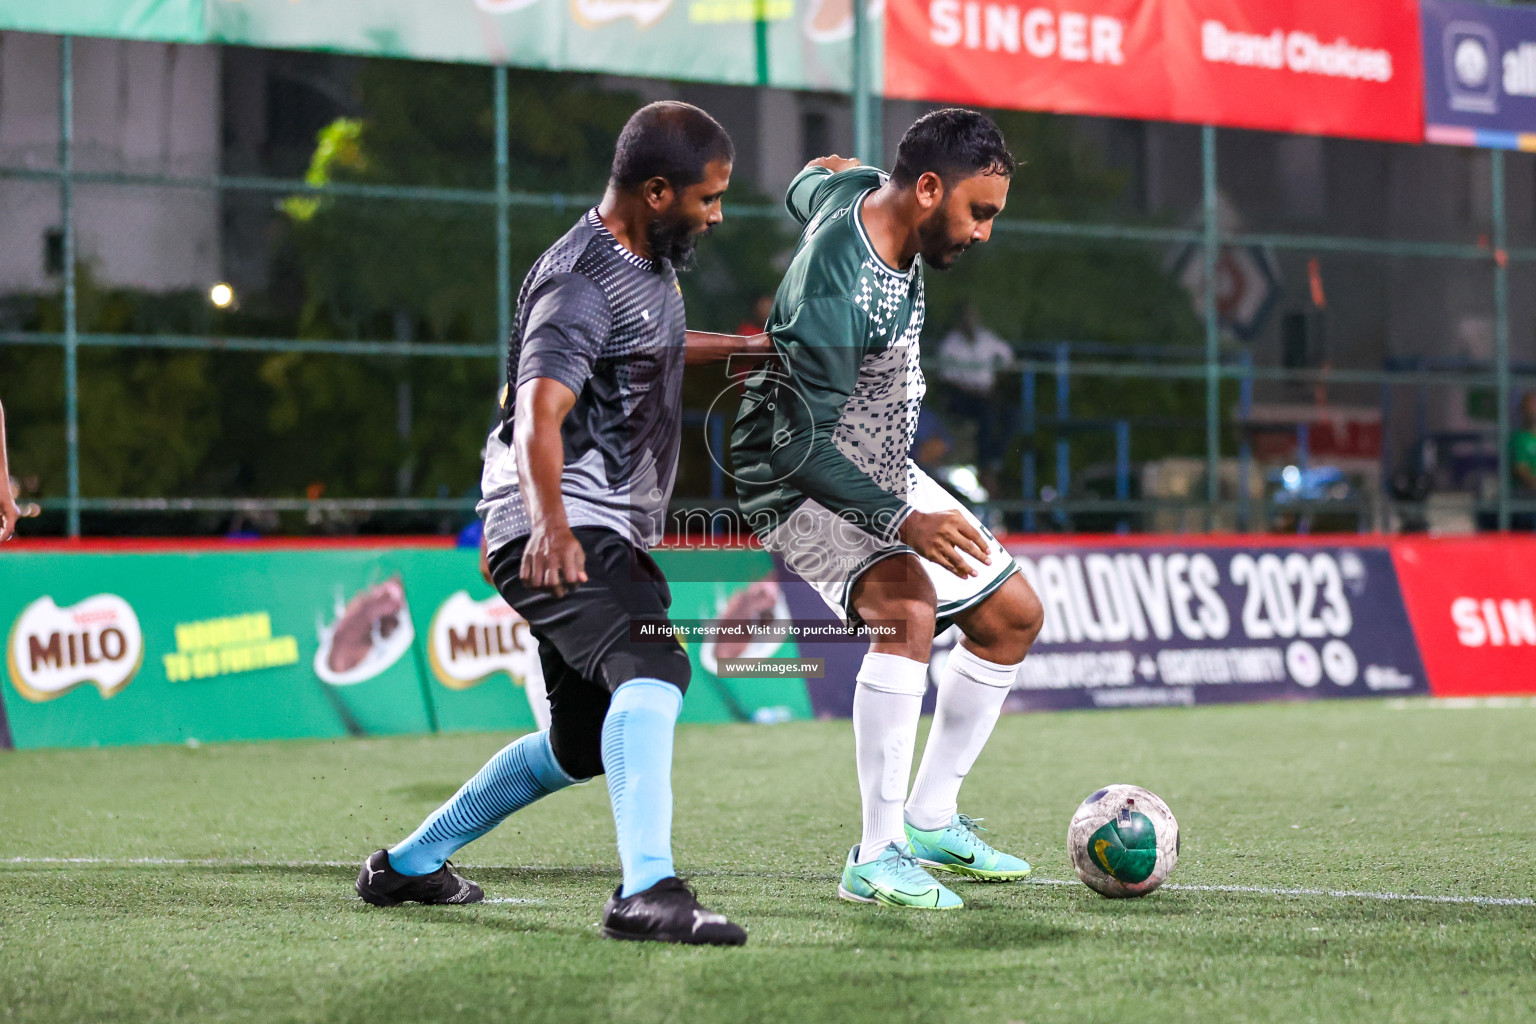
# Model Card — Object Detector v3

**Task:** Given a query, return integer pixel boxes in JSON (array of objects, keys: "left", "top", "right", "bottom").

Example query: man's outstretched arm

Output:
[{"left": 684, "top": 330, "right": 773, "bottom": 366}]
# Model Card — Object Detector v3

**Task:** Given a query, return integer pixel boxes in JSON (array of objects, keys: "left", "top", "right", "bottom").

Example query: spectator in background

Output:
[
  {"left": 910, "top": 406, "right": 953, "bottom": 475},
  {"left": 1512, "top": 391, "right": 1536, "bottom": 530},
  {"left": 937, "top": 304, "right": 1015, "bottom": 492},
  {"left": 1, "top": 397, "right": 20, "bottom": 542}
]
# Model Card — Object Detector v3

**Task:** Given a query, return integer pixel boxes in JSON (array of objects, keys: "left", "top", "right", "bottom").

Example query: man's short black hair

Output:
[
  {"left": 890, "top": 108, "right": 1015, "bottom": 188},
  {"left": 610, "top": 101, "right": 735, "bottom": 193}
]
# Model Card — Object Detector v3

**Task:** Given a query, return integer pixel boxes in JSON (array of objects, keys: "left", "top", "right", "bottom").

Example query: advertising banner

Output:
[
  {"left": 884, "top": 0, "right": 1424, "bottom": 142},
  {"left": 1421, "top": 0, "right": 1536, "bottom": 150},
  {"left": 1391, "top": 536, "right": 1536, "bottom": 696},
  {"left": 0, "top": 543, "right": 808, "bottom": 750},
  {"left": 1002, "top": 541, "right": 1430, "bottom": 711},
  {"left": 0, "top": 0, "right": 204, "bottom": 44},
  {"left": 7, "top": 535, "right": 1533, "bottom": 750},
  {"left": 783, "top": 539, "right": 1436, "bottom": 715},
  {"left": 0, "top": 0, "right": 877, "bottom": 93}
]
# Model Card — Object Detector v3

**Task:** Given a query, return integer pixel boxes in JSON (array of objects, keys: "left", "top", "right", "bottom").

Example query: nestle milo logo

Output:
[
  {"left": 6, "top": 594, "right": 145, "bottom": 702},
  {"left": 428, "top": 591, "right": 538, "bottom": 691}
]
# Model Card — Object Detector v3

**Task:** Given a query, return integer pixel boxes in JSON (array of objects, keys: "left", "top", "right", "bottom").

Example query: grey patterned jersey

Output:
[{"left": 477, "top": 209, "right": 687, "bottom": 553}]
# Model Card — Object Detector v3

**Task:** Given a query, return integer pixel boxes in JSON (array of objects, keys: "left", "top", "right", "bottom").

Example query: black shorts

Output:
[{"left": 487, "top": 526, "right": 690, "bottom": 780}]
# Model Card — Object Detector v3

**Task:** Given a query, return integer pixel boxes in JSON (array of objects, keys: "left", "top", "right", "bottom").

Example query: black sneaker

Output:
[
  {"left": 600, "top": 876, "right": 747, "bottom": 945},
  {"left": 355, "top": 849, "right": 484, "bottom": 907}
]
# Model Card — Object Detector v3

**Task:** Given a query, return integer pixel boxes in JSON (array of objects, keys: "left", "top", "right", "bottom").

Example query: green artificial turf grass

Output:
[{"left": 1, "top": 699, "right": 1533, "bottom": 1024}]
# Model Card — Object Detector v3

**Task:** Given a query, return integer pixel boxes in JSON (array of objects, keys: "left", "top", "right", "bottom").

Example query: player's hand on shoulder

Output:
[
  {"left": 806, "top": 155, "right": 862, "bottom": 174},
  {"left": 741, "top": 332, "right": 772, "bottom": 355},
  {"left": 684, "top": 330, "right": 773, "bottom": 366},
  {"left": 520, "top": 523, "right": 588, "bottom": 598},
  {"left": 898, "top": 510, "right": 990, "bottom": 579}
]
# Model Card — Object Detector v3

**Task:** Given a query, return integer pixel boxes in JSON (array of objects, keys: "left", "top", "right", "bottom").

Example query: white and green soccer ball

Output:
[{"left": 1068, "top": 784, "right": 1179, "bottom": 898}]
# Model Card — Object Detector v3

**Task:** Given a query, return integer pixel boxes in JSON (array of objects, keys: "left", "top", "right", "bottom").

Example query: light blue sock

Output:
[
  {"left": 388, "top": 729, "right": 580, "bottom": 877},
  {"left": 602, "top": 677, "right": 684, "bottom": 898}
]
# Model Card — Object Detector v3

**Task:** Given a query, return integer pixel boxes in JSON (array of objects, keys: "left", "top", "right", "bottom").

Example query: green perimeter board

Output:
[
  {"left": 2, "top": 549, "right": 438, "bottom": 750},
  {"left": 0, "top": 0, "right": 879, "bottom": 93},
  {"left": 410, "top": 546, "right": 813, "bottom": 731},
  {"left": 0, "top": 0, "right": 205, "bottom": 44},
  {"left": 380, "top": 548, "right": 540, "bottom": 738},
  {"left": 0, "top": 546, "right": 811, "bottom": 750},
  {"left": 652, "top": 546, "right": 815, "bottom": 725}
]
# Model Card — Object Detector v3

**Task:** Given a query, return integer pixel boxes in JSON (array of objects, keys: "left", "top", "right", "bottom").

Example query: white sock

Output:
[
  {"left": 905, "top": 644, "right": 1020, "bottom": 832},
  {"left": 852, "top": 652, "right": 929, "bottom": 865}
]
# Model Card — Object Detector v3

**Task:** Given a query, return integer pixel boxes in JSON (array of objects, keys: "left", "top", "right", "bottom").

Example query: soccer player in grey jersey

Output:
[{"left": 357, "top": 102, "right": 761, "bottom": 945}]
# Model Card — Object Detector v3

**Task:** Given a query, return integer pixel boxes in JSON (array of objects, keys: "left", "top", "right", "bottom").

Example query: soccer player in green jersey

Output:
[{"left": 731, "top": 110, "right": 1046, "bottom": 909}]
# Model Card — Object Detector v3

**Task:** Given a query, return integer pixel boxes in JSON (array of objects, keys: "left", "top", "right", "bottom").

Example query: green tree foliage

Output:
[
  {"left": 0, "top": 268, "right": 219, "bottom": 505},
  {"left": 2, "top": 68, "right": 1207, "bottom": 534},
  {"left": 275, "top": 61, "right": 789, "bottom": 511}
]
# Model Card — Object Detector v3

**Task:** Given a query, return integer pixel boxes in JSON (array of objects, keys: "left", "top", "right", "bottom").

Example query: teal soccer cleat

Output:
[
  {"left": 838, "top": 842, "right": 963, "bottom": 909},
  {"left": 905, "top": 814, "right": 1033, "bottom": 882}
]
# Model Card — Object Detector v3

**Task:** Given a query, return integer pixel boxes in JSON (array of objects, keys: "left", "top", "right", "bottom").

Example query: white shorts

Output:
[{"left": 762, "top": 464, "right": 1019, "bottom": 627}]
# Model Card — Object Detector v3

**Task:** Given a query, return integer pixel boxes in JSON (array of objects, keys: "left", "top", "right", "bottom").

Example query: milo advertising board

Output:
[{"left": 0, "top": 543, "right": 809, "bottom": 750}]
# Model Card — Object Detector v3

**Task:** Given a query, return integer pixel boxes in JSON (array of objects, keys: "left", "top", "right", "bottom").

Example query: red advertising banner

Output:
[
  {"left": 1391, "top": 536, "right": 1536, "bottom": 697},
  {"left": 885, "top": 0, "right": 1425, "bottom": 142}
]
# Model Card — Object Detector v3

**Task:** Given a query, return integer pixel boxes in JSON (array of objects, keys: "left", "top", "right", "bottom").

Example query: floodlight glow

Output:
[{"left": 209, "top": 283, "right": 235, "bottom": 309}]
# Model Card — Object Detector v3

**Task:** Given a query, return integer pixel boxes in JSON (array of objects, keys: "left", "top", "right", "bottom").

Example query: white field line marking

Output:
[
  {"left": 4, "top": 857, "right": 1531, "bottom": 908},
  {"left": 1019, "top": 877, "right": 1534, "bottom": 907},
  {"left": 3, "top": 857, "right": 357, "bottom": 867},
  {"left": 1388, "top": 697, "right": 1536, "bottom": 710}
]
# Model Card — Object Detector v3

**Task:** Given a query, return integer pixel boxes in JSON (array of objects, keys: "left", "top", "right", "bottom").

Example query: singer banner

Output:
[
  {"left": 885, "top": 0, "right": 1424, "bottom": 142},
  {"left": 1391, "top": 536, "right": 1536, "bottom": 697}
]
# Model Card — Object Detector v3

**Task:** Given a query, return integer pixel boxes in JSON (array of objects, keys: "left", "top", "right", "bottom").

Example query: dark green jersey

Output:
[
  {"left": 1513, "top": 429, "right": 1536, "bottom": 490},
  {"left": 731, "top": 166, "right": 927, "bottom": 543}
]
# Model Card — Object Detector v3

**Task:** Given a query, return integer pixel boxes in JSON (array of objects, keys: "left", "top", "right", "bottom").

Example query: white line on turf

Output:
[
  {"left": 1388, "top": 697, "right": 1536, "bottom": 710},
  {"left": 3, "top": 857, "right": 357, "bottom": 867},
  {"left": 3, "top": 858, "right": 1530, "bottom": 907},
  {"left": 1018, "top": 877, "right": 1534, "bottom": 907}
]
